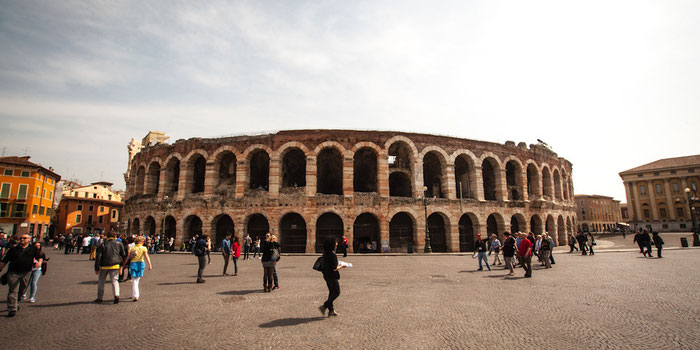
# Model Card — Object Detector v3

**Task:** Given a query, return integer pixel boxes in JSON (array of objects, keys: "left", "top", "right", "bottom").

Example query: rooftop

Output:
[
  {"left": 0, "top": 156, "right": 61, "bottom": 179},
  {"left": 620, "top": 154, "right": 700, "bottom": 175}
]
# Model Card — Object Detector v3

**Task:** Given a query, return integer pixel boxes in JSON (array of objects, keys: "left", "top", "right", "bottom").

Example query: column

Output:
[
  {"left": 445, "top": 164, "right": 456, "bottom": 199},
  {"left": 306, "top": 156, "right": 317, "bottom": 197},
  {"left": 664, "top": 179, "right": 676, "bottom": 220},
  {"left": 521, "top": 171, "right": 529, "bottom": 201},
  {"left": 474, "top": 166, "right": 485, "bottom": 201},
  {"left": 235, "top": 160, "right": 246, "bottom": 199},
  {"left": 269, "top": 155, "right": 280, "bottom": 199},
  {"left": 203, "top": 161, "right": 217, "bottom": 196},
  {"left": 343, "top": 154, "right": 354, "bottom": 197},
  {"left": 648, "top": 180, "right": 659, "bottom": 221},
  {"left": 377, "top": 150, "right": 390, "bottom": 197},
  {"left": 497, "top": 169, "right": 508, "bottom": 201}
]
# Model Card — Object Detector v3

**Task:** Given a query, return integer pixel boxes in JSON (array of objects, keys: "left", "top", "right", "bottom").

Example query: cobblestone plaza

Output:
[{"left": 1, "top": 240, "right": 699, "bottom": 349}]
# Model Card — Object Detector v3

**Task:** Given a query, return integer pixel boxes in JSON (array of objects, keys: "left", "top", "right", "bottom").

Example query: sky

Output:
[{"left": 1, "top": 0, "right": 699, "bottom": 202}]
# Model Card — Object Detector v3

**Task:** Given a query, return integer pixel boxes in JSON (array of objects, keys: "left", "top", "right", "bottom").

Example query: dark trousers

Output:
[
  {"left": 222, "top": 253, "right": 230, "bottom": 274},
  {"left": 273, "top": 265, "right": 278, "bottom": 287},
  {"left": 549, "top": 251, "right": 555, "bottom": 264},
  {"left": 656, "top": 245, "right": 662, "bottom": 258},
  {"left": 6, "top": 271, "right": 30, "bottom": 312},
  {"left": 263, "top": 267, "right": 274, "bottom": 290},
  {"left": 243, "top": 246, "right": 250, "bottom": 259},
  {"left": 521, "top": 255, "right": 532, "bottom": 276},
  {"left": 568, "top": 243, "right": 578, "bottom": 252},
  {"left": 644, "top": 243, "right": 653, "bottom": 257},
  {"left": 197, "top": 255, "right": 207, "bottom": 280},
  {"left": 323, "top": 277, "right": 340, "bottom": 311},
  {"left": 637, "top": 242, "right": 644, "bottom": 253},
  {"left": 232, "top": 256, "right": 238, "bottom": 274}
]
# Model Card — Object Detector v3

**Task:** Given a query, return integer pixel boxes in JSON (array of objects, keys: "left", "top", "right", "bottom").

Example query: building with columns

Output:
[
  {"left": 574, "top": 194, "right": 622, "bottom": 233},
  {"left": 619, "top": 154, "right": 700, "bottom": 232},
  {"left": 124, "top": 130, "right": 577, "bottom": 252}
]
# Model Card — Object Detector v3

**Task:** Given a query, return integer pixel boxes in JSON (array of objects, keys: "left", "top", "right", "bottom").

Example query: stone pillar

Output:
[
  {"left": 377, "top": 150, "right": 390, "bottom": 197},
  {"left": 445, "top": 164, "right": 456, "bottom": 200},
  {"left": 235, "top": 160, "right": 247, "bottom": 199},
  {"left": 497, "top": 169, "right": 507, "bottom": 201},
  {"left": 448, "top": 216, "right": 460, "bottom": 252},
  {"left": 306, "top": 156, "right": 317, "bottom": 197},
  {"left": 415, "top": 214, "right": 426, "bottom": 252},
  {"left": 269, "top": 155, "right": 280, "bottom": 199},
  {"left": 664, "top": 179, "right": 676, "bottom": 220},
  {"left": 648, "top": 181, "right": 659, "bottom": 221},
  {"left": 176, "top": 166, "right": 187, "bottom": 201},
  {"left": 413, "top": 159, "right": 423, "bottom": 198},
  {"left": 551, "top": 222, "right": 559, "bottom": 245},
  {"left": 521, "top": 171, "right": 529, "bottom": 201},
  {"left": 343, "top": 154, "right": 354, "bottom": 197},
  {"left": 203, "top": 161, "right": 217, "bottom": 196},
  {"left": 474, "top": 166, "right": 485, "bottom": 201},
  {"left": 380, "top": 215, "right": 390, "bottom": 252},
  {"left": 157, "top": 166, "right": 167, "bottom": 200},
  {"left": 631, "top": 182, "right": 642, "bottom": 223}
]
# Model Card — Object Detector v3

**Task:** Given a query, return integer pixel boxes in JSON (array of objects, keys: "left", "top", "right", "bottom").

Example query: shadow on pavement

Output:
[
  {"left": 259, "top": 317, "right": 325, "bottom": 328},
  {"left": 79, "top": 281, "right": 98, "bottom": 285},
  {"left": 30, "top": 301, "right": 95, "bottom": 308},
  {"left": 158, "top": 281, "right": 197, "bottom": 285},
  {"left": 217, "top": 289, "right": 264, "bottom": 296}
]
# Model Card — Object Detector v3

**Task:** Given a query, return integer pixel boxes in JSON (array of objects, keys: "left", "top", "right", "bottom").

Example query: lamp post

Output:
[
  {"left": 161, "top": 195, "right": 172, "bottom": 251},
  {"left": 685, "top": 188, "right": 699, "bottom": 246},
  {"left": 420, "top": 186, "right": 432, "bottom": 253}
]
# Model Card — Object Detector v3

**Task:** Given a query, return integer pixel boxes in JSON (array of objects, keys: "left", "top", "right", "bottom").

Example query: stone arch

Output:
[
  {"left": 164, "top": 215, "right": 177, "bottom": 240},
  {"left": 541, "top": 165, "right": 553, "bottom": 199},
  {"left": 389, "top": 212, "right": 415, "bottom": 253},
  {"left": 135, "top": 166, "right": 146, "bottom": 194},
  {"left": 545, "top": 214, "right": 556, "bottom": 235},
  {"left": 481, "top": 156, "right": 502, "bottom": 201},
  {"left": 131, "top": 217, "right": 141, "bottom": 235},
  {"left": 566, "top": 216, "right": 573, "bottom": 234},
  {"left": 143, "top": 216, "right": 156, "bottom": 236},
  {"left": 510, "top": 213, "right": 527, "bottom": 234},
  {"left": 553, "top": 168, "right": 563, "bottom": 201},
  {"left": 212, "top": 147, "right": 240, "bottom": 190},
  {"left": 247, "top": 148, "right": 271, "bottom": 191},
  {"left": 183, "top": 151, "right": 207, "bottom": 194},
  {"left": 279, "top": 212, "right": 307, "bottom": 253},
  {"left": 353, "top": 212, "right": 381, "bottom": 253},
  {"left": 184, "top": 215, "right": 203, "bottom": 239},
  {"left": 421, "top": 148, "right": 448, "bottom": 198},
  {"left": 211, "top": 214, "right": 234, "bottom": 250},
  {"left": 146, "top": 160, "right": 161, "bottom": 195},
  {"left": 458, "top": 212, "right": 479, "bottom": 252},
  {"left": 316, "top": 146, "right": 344, "bottom": 195},
  {"left": 280, "top": 147, "right": 307, "bottom": 189},
  {"left": 561, "top": 170, "right": 569, "bottom": 200},
  {"left": 387, "top": 138, "right": 417, "bottom": 197},
  {"left": 452, "top": 150, "right": 478, "bottom": 199},
  {"left": 353, "top": 146, "right": 378, "bottom": 193},
  {"left": 504, "top": 157, "right": 524, "bottom": 200},
  {"left": 163, "top": 154, "right": 182, "bottom": 194},
  {"left": 245, "top": 213, "right": 270, "bottom": 242},
  {"left": 526, "top": 161, "right": 541, "bottom": 199},
  {"left": 486, "top": 213, "right": 505, "bottom": 239},
  {"left": 315, "top": 212, "right": 345, "bottom": 253},
  {"left": 530, "top": 214, "right": 543, "bottom": 234},
  {"left": 557, "top": 215, "right": 566, "bottom": 244},
  {"left": 427, "top": 211, "right": 450, "bottom": 252}
]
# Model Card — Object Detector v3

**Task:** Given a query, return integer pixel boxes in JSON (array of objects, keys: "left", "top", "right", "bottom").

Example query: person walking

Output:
[
  {"left": 652, "top": 232, "right": 664, "bottom": 258},
  {"left": 540, "top": 234, "right": 552, "bottom": 268},
  {"left": 586, "top": 233, "right": 596, "bottom": 255},
  {"left": 206, "top": 236, "right": 212, "bottom": 264},
  {"left": 231, "top": 235, "right": 240, "bottom": 276},
  {"left": 518, "top": 232, "right": 532, "bottom": 278},
  {"left": 338, "top": 233, "right": 349, "bottom": 258},
  {"left": 94, "top": 231, "right": 127, "bottom": 304},
  {"left": 633, "top": 230, "right": 644, "bottom": 254},
  {"left": 253, "top": 238, "right": 261, "bottom": 259},
  {"left": 168, "top": 236, "right": 174, "bottom": 253},
  {"left": 568, "top": 233, "right": 578, "bottom": 253},
  {"left": 489, "top": 234, "right": 502, "bottom": 265},
  {"left": 0, "top": 234, "right": 43, "bottom": 317},
  {"left": 194, "top": 235, "right": 209, "bottom": 283},
  {"left": 473, "top": 234, "right": 491, "bottom": 271},
  {"left": 221, "top": 233, "right": 232, "bottom": 276},
  {"left": 319, "top": 237, "right": 346, "bottom": 317},
  {"left": 502, "top": 232, "right": 516, "bottom": 276},
  {"left": 89, "top": 235, "right": 99, "bottom": 260},
  {"left": 260, "top": 233, "right": 278, "bottom": 292},
  {"left": 25, "top": 242, "right": 48, "bottom": 303},
  {"left": 122, "top": 236, "right": 152, "bottom": 301},
  {"left": 577, "top": 231, "right": 588, "bottom": 255},
  {"left": 243, "top": 234, "right": 251, "bottom": 260}
]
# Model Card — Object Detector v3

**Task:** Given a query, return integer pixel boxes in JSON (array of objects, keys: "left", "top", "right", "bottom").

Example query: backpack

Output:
[
  {"left": 541, "top": 238, "right": 551, "bottom": 250},
  {"left": 312, "top": 256, "right": 324, "bottom": 271},
  {"left": 194, "top": 241, "right": 206, "bottom": 256}
]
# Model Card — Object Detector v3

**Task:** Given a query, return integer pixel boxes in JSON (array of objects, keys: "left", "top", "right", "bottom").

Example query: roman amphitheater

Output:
[{"left": 123, "top": 130, "right": 576, "bottom": 253}]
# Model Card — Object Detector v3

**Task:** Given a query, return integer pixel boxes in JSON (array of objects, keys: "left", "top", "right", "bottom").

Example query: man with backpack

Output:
[
  {"left": 540, "top": 233, "right": 552, "bottom": 269},
  {"left": 194, "top": 235, "right": 209, "bottom": 283}
]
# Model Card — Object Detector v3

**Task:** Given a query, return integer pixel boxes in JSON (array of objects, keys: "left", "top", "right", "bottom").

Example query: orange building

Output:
[
  {"left": 0, "top": 156, "right": 61, "bottom": 237},
  {"left": 55, "top": 182, "right": 124, "bottom": 235}
]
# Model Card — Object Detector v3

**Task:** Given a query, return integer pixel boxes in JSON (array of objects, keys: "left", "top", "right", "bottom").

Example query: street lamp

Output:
[
  {"left": 684, "top": 188, "right": 699, "bottom": 246},
  {"left": 420, "top": 186, "right": 432, "bottom": 253},
  {"left": 161, "top": 195, "right": 172, "bottom": 251}
]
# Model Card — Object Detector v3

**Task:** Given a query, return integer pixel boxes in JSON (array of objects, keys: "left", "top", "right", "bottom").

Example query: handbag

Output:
[
  {"left": 0, "top": 272, "right": 7, "bottom": 285},
  {"left": 272, "top": 247, "right": 280, "bottom": 262},
  {"left": 312, "top": 256, "right": 324, "bottom": 271}
]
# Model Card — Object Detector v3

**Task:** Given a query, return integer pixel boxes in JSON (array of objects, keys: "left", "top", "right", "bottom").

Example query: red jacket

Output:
[{"left": 233, "top": 242, "right": 241, "bottom": 258}]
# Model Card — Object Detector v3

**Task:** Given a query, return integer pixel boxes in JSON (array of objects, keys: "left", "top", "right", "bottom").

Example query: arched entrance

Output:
[
  {"left": 246, "top": 214, "right": 269, "bottom": 242},
  {"left": 353, "top": 147, "right": 378, "bottom": 192},
  {"left": 164, "top": 216, "right": 177, "bottom": 239},
  {"left": 144, "top": 216, "right": 156, "bottom": 236},
  {"left": 389, "top": 212, "right": 414, "bottom": 253},
  {"left": 510, "top": 214, "right": 526, "bottom": 234},
  {"left": 184, "top": 215, "right": 203, "bottom": 239},
  {"left": 545, "top": 215, "right": 555, "bottom": 236},
  {"left": 427, "top": 213, "right": 447, "bottom": 252},
  {"left": 458, "top": 214, "right": 476, "bottom": 252},
  {"left": 213, "top": 214, "right": 234, "bottom": 251},
  {"left": 279, "top": 213, "right": 307, "bottom": 253},
  {"left": 317, "top": 147, "right": 343, "bottom": 195},
  {"left": 315, "top": 213, "right": 344, "bottom": 253},
  {"left": 486, "top": 214, "right": 501, "bottom": 238},
  {"left": 530, "top": 215, "right": 543, "bottom": 235},
  {"left": 353, "top": 213, "right": 380, "bottom": 253},
  {"left": 131, "top": 218, "right": 141, "bottom": 235},
  {"left": 557, "top": 216, "right": 566, "bottom": 245}
]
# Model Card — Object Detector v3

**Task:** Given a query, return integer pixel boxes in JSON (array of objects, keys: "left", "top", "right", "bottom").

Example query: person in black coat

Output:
[
  {"left": 640, "top": 230, "right": 653, "bottom": 257},
  {"left": 633, "top": 230, "right": 643, "bottom": 254},
  {"left": 652, "top": 232, "right": 664, "bottom": 258},
  {"left": 319, "top": 237, "right": 347, "bottom": 317}
]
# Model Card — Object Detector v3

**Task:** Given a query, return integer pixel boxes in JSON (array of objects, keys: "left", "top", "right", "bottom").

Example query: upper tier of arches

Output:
[{"left": 127, "top": 133, "right": 574, "bottom": 204}]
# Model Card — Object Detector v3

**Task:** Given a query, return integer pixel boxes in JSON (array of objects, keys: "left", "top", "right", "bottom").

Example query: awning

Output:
[{"left": 616, "top": 222, "right": 630, "bottom": 227}]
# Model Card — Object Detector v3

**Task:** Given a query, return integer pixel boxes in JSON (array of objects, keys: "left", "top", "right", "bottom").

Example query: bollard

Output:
[{"left": 680, "top": 237, "right": 689, "bottom": 248}]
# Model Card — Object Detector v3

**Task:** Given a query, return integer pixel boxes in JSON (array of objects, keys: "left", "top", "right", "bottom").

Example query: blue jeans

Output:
[
  {"left": 28, "top": 269, "right": 41, "bottom": 300},
  {"left": 477, "top": 251, "right": 490, "bottom": 270}
]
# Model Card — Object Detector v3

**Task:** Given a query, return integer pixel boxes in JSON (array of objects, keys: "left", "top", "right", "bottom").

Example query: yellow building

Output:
[
  {"left": 0, "top": 156, "right": 61, "bottom": 237},
  {"left": 619, "top": 154, "right": 700, "bottom": 232},
  {"left": 575, "top": 195, "right": 623, "bottom": 233}
]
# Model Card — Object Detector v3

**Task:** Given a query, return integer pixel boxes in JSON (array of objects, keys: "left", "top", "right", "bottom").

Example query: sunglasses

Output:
[{"left": 20, "top": 237, "right": 30, "bottom": 240}]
